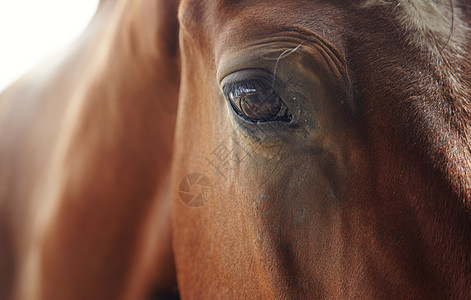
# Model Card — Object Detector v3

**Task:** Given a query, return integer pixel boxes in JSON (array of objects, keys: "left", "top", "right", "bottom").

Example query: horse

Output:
[
  {"left": 0, "top": 1, "right": 179, "bottom": 299},
  {"left": 1, "top": 0, "right": 471, "bottom": 299}
]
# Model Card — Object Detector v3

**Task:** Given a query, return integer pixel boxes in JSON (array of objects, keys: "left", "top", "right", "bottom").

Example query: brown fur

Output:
[
  {"left": 0, "top": 1, "right": 179, "bottom": 299},
  {"left": 0, "top": 0, "right": 470, "bottom": 299}
]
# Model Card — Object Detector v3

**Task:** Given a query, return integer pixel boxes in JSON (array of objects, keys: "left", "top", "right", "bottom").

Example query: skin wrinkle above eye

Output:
[
  {"left": 215, "top": 29, "right": 349, "bottom": 86},
  {"left": 215, "top": 30, "right": 355, "bottom": 152},
  {"left": 221, "top": 42, "right": 306, "bottom": 124},
  {"left": 216, "top": 31, "right": 354, "bottom": 115}
]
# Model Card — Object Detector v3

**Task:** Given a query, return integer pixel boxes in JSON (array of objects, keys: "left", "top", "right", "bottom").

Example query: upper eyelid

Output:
[{"left": 220, "top": 68, "right": 281, "bottom": 89}]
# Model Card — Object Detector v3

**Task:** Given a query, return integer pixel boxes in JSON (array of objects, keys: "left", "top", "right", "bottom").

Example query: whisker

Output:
[{"left": 271, "top": 41, "right": 305, "bottom": 89}]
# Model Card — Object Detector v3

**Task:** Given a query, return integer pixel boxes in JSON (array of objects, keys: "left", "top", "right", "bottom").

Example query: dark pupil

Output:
[{"left": 227, "top": 81, "right": 282, "bottom": 121}]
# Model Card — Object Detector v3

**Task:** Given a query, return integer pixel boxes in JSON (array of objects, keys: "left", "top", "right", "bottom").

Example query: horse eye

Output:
[{"left": 223, "top": 80, "right": 292, "bottom": 123}]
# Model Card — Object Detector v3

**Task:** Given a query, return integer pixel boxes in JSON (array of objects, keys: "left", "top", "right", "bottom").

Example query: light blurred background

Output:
[{"left": 0, "top": 0, "right": 99, "bottom": 92}]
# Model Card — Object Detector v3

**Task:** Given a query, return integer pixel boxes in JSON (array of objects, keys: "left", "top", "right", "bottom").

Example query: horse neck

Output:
[
  {"left": 56, "top": 0, "right": 180, "bottom": 179},
  {"left": 71, "top": 0, "right": 180, "bottom": 132}
]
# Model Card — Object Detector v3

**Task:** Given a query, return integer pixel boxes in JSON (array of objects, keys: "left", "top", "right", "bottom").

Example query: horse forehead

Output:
[
  {"left": 178, "top": 0, "right": 469, "bottom": 39},
  {"left": 178, "top": 0, "right": 338, "bottom": 36},
  {"left": 178, "top": 0, "right": 350, "bottom": 63},
  {"left": 178, "top": 0, "right": 470, "bottom": 83}
]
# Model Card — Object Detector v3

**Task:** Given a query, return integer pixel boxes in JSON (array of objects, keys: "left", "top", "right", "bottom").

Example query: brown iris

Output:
[{"left": 224, "top": 80, "right": 291, "bottom": 123}]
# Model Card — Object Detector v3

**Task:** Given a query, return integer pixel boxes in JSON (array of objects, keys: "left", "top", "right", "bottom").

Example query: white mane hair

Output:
[
  {"left": 363, "top": 0, "right": 471, "bottom": 206},
  {"left": 363, "top": 0, "right": 470, "bottom": 104},
  {"left": 362, "top": 0, "right": 469, "bottom": 53}
]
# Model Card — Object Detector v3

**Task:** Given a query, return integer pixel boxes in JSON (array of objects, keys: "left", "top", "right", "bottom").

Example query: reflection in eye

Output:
[{"left": 223, "top": 80, "right": 292, "bottom": 123}]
